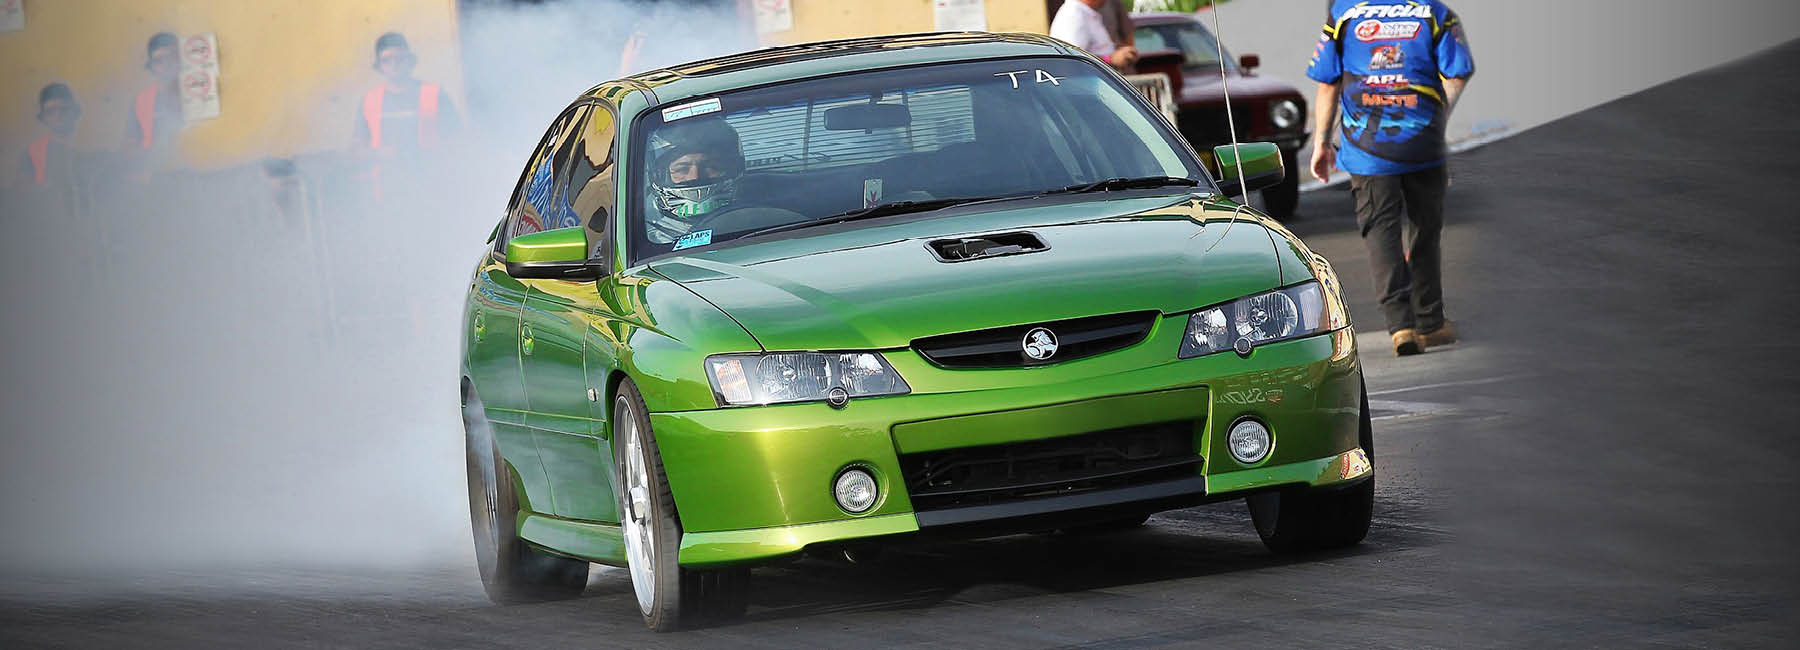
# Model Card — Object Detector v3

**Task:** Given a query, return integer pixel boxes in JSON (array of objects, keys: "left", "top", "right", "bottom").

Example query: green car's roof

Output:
[{"left": 605, "top": 32, "right": 1080, "bottom": 107}]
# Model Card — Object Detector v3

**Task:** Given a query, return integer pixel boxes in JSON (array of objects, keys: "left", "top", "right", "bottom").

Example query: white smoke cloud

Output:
[{"left": 0, "top": 0, "right": 750, "bottom": 576}]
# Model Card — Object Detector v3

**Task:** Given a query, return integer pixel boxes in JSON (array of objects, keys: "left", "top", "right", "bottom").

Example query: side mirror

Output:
[
  {"left": 1212, "top": 142, "right": 1285, "bottom": 198},
  {"left": 505, "top": 228, "right": 600, "bottom": 280},
  {"left": 1238, "top": 54, "right": 1260, "bottom": 73}
]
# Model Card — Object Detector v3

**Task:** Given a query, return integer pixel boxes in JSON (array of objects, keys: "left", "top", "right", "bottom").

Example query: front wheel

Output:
[
  {"left": 1244, "top": 382, "right": 1374, "bottom": 553},
  {"left": 615, "top": 378, "right": 749, "bottom": 632}
]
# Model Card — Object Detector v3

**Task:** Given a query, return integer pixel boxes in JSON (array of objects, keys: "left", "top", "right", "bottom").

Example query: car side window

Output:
[
  {"left": 503, "top": 104, "right": 591, "bottom": 249},
  {"left": 561, "top": 104, "right": 619, "bottom": 262}
]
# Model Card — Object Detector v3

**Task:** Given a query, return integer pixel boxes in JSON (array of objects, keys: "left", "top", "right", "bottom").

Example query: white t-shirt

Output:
[{"left": 1049, "top": 1, "right": 1116, "bottom": 59}]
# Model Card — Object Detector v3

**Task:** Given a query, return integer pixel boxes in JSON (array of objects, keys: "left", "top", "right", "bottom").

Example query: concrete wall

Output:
[
  {"left": 760, "top": 0, "right": 1049, "bottom": 45},
  {"left": 0, "top": 0, "right": 464, "bottom": 170}
]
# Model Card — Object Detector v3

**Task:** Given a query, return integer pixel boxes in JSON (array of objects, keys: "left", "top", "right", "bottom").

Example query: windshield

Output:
[
  {"left": 628, "top": 57, "right": 1206, "bottom": 261},
  {"left": 1134, "top": 21, "right": 1231, "bottom": 72}
]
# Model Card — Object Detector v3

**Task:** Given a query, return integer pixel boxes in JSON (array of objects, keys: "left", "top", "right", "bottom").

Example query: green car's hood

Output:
[{"left": 648, "top": 194, "right": 1293, "bottom": 352}]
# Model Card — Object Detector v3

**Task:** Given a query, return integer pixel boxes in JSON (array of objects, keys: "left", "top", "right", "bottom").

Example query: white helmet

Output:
[{"left": 646, "top": 117, "right": 743, "bottom": 238}]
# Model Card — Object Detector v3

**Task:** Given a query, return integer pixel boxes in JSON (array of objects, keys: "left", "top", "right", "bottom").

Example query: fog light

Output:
[
  {"left": 834, "top": 468, "right": 878, "bottom": 513},
  {"left": 1227, "top": 419, "right": 1272, "bottom": 465}
]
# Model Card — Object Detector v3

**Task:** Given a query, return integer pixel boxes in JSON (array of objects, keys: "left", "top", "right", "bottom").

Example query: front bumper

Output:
[{"left": 653, "top": 317, "right": 1363, "bottom": 568}]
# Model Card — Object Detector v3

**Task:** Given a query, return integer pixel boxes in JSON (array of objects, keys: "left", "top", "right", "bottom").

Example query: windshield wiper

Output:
[
  {"left": 1045, "top": 176, "right": 1200, "bottom": 195},
  {"left": 739, "top": 197, "right": 1008, "bottom": 240}
]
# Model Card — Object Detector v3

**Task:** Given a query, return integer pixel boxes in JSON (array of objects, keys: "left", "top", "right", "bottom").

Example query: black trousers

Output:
[{"left": 1349, "top": 164, "right": 1448, "bottom": 334}]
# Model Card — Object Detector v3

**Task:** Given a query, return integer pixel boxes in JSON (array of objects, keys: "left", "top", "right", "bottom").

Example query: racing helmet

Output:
[{"left": 647, "top": 117, "right": 744, "bottom": 226}]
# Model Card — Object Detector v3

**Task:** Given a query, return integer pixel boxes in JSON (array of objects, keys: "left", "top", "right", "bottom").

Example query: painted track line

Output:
[{"left": 1367, "top": 373, "right": 1536, "bottom": 397}]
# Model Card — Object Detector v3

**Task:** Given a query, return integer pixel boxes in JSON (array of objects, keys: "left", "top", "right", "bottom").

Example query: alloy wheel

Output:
[{"left": 618, "top": 397, "right": 657, "bottom": 616}]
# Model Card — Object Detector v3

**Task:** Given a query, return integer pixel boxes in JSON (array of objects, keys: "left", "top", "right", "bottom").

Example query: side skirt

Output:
[{"left": 519, "top": 513, "right": 626, "bottom": 567}]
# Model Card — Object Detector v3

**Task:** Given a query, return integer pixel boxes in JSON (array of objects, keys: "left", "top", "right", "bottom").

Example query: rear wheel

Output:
[
  {"left": 1244, "top": 381, "right": 1374, "bottom": 553},
  {"left": 463, "top": 382, "right": 588, "bottom": 604},
  {"left": 615, "top": 378, "right": 749, "bottom": 632}
]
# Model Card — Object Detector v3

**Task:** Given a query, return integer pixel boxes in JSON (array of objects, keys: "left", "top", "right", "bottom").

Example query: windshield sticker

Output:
[
  {"left": 662, "top": 98, "right": 722, "bottom": 122},
  {"left": 673, "top": 229, "right": 713, "bottom": 251},
  {"left": 863, "top": 178, "right": 883, "bottom": 208},
  {"left": 994, "top": 70, "right": 1063, "bottom": 89}
]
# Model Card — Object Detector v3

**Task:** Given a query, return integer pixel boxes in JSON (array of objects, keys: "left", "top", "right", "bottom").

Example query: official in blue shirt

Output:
[{"left": 1306, "top": 0, "right": 1474, "bottom": 356}]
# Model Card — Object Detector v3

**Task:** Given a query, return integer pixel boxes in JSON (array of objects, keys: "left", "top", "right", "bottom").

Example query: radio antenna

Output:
[{"left": 1205, "top": 1, "right": 1253, "bottom": 249}]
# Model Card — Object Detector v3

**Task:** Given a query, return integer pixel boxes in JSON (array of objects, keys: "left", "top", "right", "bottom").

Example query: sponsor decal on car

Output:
[
  {"left": 1343, "top": 4, "right": 1433, "bottom": 20},
  {"left": 673, "top": 229, "right": 713, "bottom": 251},
  {"left": 1370, "top": 44, "right": 1405, "bottom": 70},
  {"left": 1355, "top": 19, "right": 1422, "bottom": 42},
  {"left": 662, "top": 97, "right": 722, "bottom": 122}
]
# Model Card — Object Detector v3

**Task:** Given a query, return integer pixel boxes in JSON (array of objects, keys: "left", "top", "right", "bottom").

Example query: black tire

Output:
[
  {"left": 463, "top": 381, "right": 588, "bottom": 604},
  {"left": 1262, "top": 149, "right": 1301, "bottom": 221},
  {"left": 614, "top": 378, "right": 749, "bottom": 632},
  {"left": 1244, "top": 381, "right": 1374, "bottom": 553}
]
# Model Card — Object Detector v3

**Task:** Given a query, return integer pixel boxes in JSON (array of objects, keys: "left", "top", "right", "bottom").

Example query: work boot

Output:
[
  {"left": 1391, "top": 328, "right": 1425, "bottom": 356},
  {"left": 1420, "top": 320, "right": 1458, "bottom": 347}
]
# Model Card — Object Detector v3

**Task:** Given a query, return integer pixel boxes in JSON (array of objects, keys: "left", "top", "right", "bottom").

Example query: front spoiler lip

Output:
[{"left": 676, "top": 448, "right": 1372, "bottom": 567}]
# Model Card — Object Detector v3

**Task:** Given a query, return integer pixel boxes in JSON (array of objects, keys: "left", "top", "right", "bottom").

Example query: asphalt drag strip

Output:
[{"left": 4, "top": 40, "right": 1799, "bottom": 650}]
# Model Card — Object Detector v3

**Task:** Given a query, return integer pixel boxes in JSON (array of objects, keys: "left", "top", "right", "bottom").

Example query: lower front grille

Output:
[{"left": 900, "top": 421, "right": 1201, "bottom": 512}]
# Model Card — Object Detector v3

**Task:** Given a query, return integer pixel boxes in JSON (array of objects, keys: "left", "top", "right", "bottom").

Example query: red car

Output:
[{"left": 1132, "top": 11, "right": 1309, "bottom": 220}]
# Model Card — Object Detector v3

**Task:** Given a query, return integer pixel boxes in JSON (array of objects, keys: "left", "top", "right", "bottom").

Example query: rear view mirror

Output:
[
  {"left": 1238, "top": 54, "right": 1261, "bottom": 72},
  {"left": 823, "top": 104, "right": 911, "bottom": 131},
  {"left": 505, "top": 228, "right": 599, "bottom": 280},
  {"left": 1212, "top": 142, "right": 1285, "bottom": 198}
]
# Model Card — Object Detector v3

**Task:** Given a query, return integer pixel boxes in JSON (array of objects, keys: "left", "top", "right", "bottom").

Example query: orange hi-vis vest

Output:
[
  {"left": 134, "top": 85, "right": 160, "bottom": 149},
  {"left": 361, "top": 83, "right": 441, "bottom": 149},
  {"left": 28, "top": 135, "right": 50, "bottom": 186}
]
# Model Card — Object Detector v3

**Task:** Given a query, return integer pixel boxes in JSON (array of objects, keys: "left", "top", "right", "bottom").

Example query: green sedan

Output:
[{"left": 461, "top": 32, "right": 1371, "bottom": 631}]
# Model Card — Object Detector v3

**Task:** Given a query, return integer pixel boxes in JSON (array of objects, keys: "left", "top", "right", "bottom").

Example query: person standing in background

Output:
[
  {"left": 1097, "top": 0, "right": 1136, "bottom": 53},
  {"left": 123, "top": 32, "right": 185, "bottom": 183},
  {"left": 1050, "top": 0, "right": 1140, "bottom": 71},
  {"left": 17, "top": 83, "right": 83, "bottom": 205},
  {"left": 354, "top": 32, "right": 460, "bottom": 201},
  {"left": 127, "top": 32, "right": 183, "bottom": 154},
  {"left": 355, "top": 32, "right": 459, "bottom": 160},
  {"left": 1306, "top": 0, "right": 1473, "bottom": 356}
]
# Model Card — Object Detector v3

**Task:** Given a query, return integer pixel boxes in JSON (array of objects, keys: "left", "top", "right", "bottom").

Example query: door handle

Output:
[
  {"left": 472, "top": 311, "right": 487, "bottom": 340},
  {"left": 521, "top": 324, "right": 535, "bottom": 356}
]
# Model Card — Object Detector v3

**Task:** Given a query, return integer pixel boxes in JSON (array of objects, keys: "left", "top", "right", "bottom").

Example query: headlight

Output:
[
  {"left": 1179, "top": 281, "right": 1341, "bottom": 359},
  {"left": 704, "top": 352, "right": 910, "bottom": 407},
  {"left": 1270, "top": 99, "right": 1301, "bottom": 130}
]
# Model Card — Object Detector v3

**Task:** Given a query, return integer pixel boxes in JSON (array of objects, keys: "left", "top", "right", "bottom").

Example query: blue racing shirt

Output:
[{"left": 1306, "top": 0, "right": 1475, "bottom": 176}]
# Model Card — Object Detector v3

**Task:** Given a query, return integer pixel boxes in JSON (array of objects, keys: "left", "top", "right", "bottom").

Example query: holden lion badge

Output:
[{"left": 1022, "top": 327, "right": 1059, "bottom": 361}]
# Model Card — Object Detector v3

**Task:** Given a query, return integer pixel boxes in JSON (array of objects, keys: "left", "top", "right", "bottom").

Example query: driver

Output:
[{"left": 645, "top": 117, "right": 745, "bottom": 242}]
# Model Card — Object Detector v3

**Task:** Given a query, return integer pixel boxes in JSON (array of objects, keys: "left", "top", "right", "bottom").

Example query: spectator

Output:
[
  {"left": 1096, "top": 0, "right": 1136, "bottom": 52},
  {"left": 17, "top": 83, "right": 82, "bottom": 199},
  {"left": 1306, "top": 0, "right": 1474, "bottom": 356},
  {"left": 355, "top": 32, "right": 461, "bottom": 201},
  {"left": 1050, "top": 0, "right": 1139, "bottom": 71},
  {"left": 355, "top": 32, "right": 460, "bottom": 158},
  {"left": 127, "top": 32, "right": 183, "bottom": 154}
]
